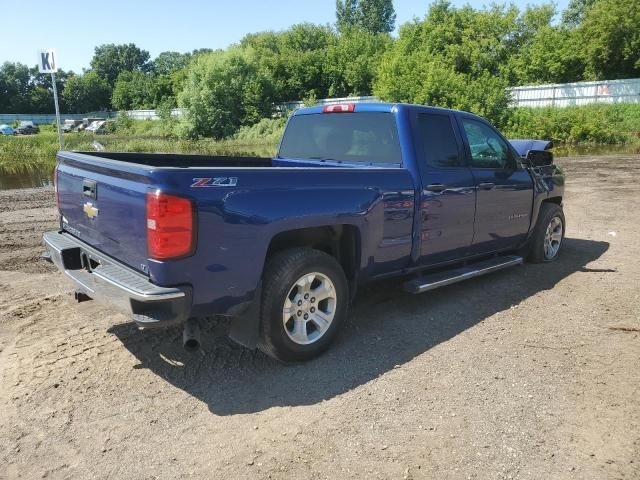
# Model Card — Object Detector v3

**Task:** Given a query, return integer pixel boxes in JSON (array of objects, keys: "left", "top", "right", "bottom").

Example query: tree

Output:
[
  {"left": 239, "top": 24, "right": 337, "bottom": 102},
  {"left": 579, "top": 0, "right": 640, "bottom": 79},
  {"left": 111, "top": 71, "right": 154, "bottom": 110},
  {"left": 0, "top": 62, "right": 32, "bottom": 112},
  {"left": 90, "top": 43, "right": 150, "bottom": 86},
  {"left": 507, "top": 5, "right": 584, "bottom": 85},
  {"left": 373, "top": 2, "right": 517, "bottom": 126},
  {"left": 325, "top": 29, "right": 392, "bottom": 96},
  {"left": 177, "top": 49, "right": 275, "bottom": 139},
  {"left": 62, "top": 71, "right": 111, "bottom": 113},
  {"left": 561, "top": 0, "right": 597, "bottom": 26},
  {"left": 28, "top": 66, "right": 72, "bottom": 113},
  {"left": 336, "top": 0, "right": 358, "bottom": 32},
  {"left": 336, "top": 0, "right": 396, "bottom": 34},
  {"left": 152, "top": 51, "right": 191, "bottom": 75}
]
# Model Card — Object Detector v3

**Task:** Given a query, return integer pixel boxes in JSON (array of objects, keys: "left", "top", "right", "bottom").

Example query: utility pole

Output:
[{"left": 51, "top": 71, "right": 63, "bottom": 150}]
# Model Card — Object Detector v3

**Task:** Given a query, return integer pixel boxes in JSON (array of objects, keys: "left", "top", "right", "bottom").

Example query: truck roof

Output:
[{"left": 292, "top": 102, "right": 474, "bottom": 117}]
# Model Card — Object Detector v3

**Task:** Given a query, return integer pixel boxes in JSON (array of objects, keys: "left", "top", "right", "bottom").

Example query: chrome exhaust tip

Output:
[{"left": 182, "top": 318, "right": 201, "bottom": 352}]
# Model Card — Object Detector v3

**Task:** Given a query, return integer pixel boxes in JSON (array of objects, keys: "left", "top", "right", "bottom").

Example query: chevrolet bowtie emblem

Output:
[{"left": 83, "top": 202, "right": 99, "bottom": 219}]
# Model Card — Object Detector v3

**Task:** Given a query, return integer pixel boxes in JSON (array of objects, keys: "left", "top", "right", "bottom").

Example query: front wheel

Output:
[
  {"left": 258, "top": 248, "right": 349, "bottom": 363},
  {"left": 526, "top": 203, "right": 566, "bottom": 263}
]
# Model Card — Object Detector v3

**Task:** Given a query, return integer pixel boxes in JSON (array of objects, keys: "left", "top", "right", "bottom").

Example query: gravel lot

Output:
[{"left": 0, "top": 155, "right": 639, "bottom": 479}]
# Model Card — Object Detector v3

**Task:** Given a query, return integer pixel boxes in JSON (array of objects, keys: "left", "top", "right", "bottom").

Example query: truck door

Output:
[
  {"left": 457, "top": 116, "right": 534, "bottom": 254},
  {"left": 413, "top": 111, "right": 476, "bottom": 265}
]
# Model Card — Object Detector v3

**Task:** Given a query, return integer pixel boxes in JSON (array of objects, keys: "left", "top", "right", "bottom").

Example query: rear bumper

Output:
[{"left": 43, "top": 230, "right": 191, "bottom": 328}]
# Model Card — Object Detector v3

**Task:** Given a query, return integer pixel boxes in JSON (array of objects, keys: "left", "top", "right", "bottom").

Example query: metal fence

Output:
[
  {"left": 0, "top": 109, "right": 181, "bottom": 125},
  {"left": 508, "top": 78, "right": 640, "bottom": 107},
  {"left": 0, "top": 111, "right": 117, "bottom": 125}
]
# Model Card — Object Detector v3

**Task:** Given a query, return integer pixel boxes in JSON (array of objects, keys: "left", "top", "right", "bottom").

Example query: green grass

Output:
[
  {"left": 0, "top": 130, "right": 278, "bottom": 174},
  {"left": 502, "top": 104, "right": 640, "bottom": 145}
]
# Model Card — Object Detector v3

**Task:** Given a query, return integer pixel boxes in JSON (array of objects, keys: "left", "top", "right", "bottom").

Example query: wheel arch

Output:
[
  {"left": 542, "top": 196, "right": 563, "bottom": 206},
  {"left": 265, "top": 224, "right": 362, "bottom": 285}
]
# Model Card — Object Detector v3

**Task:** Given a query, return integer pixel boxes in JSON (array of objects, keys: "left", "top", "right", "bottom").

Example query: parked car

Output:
[
  {"left": 0, "top": 124, "right": 16, "bottom": 136},
  {"left": 15, "top": 121, "right": 40, "bottom": 135},
  {"left": 44, "top": 103, "right": 565, "bottom": 362},
  {"left": 63, "top": 119, "right": 82, "bottom": 133},
  {"left": 84, "top": 120, "right": 106, "bottom": 134}
]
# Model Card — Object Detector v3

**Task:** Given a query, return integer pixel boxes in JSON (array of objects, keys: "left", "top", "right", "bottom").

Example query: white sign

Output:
[{"left": 38, "top": 49, "right": 58, "bottom": 73}]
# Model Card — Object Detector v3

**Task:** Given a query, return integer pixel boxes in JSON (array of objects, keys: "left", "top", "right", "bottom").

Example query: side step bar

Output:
[{"left": 403, "top": 255, "right": 523, "bottom": 294}]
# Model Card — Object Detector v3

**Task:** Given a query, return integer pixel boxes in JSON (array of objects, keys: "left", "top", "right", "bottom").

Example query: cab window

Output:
[{"left": 461, "top": 118, "right": 516, "bottom": 169}]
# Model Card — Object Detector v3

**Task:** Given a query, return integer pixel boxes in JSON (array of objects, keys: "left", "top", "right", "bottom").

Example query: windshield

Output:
[{"left": 278, "top": 112, "right": 402, "bottom": 164}]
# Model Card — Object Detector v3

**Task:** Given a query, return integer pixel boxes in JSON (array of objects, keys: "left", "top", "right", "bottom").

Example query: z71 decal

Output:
[{"left": 191, "top": 177, "right": 238, "bottom": 188}]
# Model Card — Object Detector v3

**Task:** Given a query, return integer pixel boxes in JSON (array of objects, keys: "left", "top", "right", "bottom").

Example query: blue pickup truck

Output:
[{"left": 44, "top": 103, "right": 565, "bottom": 362}]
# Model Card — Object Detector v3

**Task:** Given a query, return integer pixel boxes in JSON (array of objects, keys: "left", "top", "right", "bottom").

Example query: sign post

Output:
[{"left": 38, "top": 49, "right": 63, "bottom": 150}]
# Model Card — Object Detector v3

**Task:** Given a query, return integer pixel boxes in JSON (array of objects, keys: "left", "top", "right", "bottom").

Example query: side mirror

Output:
[{"left": 526, "top": 149, "right": 553, "bottom": 167}]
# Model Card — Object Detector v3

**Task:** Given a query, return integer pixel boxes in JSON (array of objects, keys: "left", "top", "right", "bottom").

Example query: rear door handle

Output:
[
  {"left": 425, "top": 183, "right": 447, "bottom": 193},
  {"left": 478, "top": 182, "right": 495, "bottom": 190}
]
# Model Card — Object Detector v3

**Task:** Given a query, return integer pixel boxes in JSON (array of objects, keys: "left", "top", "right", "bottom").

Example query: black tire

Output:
[
  {"left": 526, "top": 203, "right": 566, "bottom": 263},
  {"left": 258, "top": 248, "right": 349, "bottom": 363}
]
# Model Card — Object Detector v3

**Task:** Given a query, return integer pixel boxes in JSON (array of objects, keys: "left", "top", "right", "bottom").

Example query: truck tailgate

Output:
[{"left": 56, "top": 153, "right": 150, "bottom": 274}]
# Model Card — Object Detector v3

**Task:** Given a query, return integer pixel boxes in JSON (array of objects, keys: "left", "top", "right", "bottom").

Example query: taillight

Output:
[
  {"left": 146, "top": 191, "right": 194, "bottom": 260},
  {"left": 53, "top": 165, "right": 59, "bottom": 211},
  {"left": 323, "top": 103, "right": 355, "bottom": 113}
]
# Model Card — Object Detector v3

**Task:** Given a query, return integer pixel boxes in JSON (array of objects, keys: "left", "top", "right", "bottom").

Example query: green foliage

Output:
[
  {"left": 112, "top": 71, "right": 154, "bottom": 110},
  {"left": 336, "top": 0, "right": 396, "bottom": 34},
  {"left": 0, "top": 131, "right": 277, "bottom": 174},
  {"left": 62, "top": 71, "right": 111, "bottom": 113},
  {"left": 562, "top": 0, "right": 597, "bottom": 26},
  {"left": 114, "top": 111, "right": 134, "bottom": 131},
  {"left": 233, "top": 117, "right": 287, "bottom": 142},
  {"left": 152, "top": 51, "right": 191, "bottom": 75},
  {"left": 325, "top": 29, "right": 392, "bottom": 97},
  {"left": 509, "top": 25, "right": 584, "bottom": 85},
  {"left": 503, "top": 104, "right": 640, "bottom": 144},
  {"left": 90, "top": 43, "right": 151, "bottom": 87},
  {"left": 177, "top": 49, "right": 275, "bottom": 139},
  {"left": 579, "top": 0, "right": 640, "bottom": 80},
  {"left": 0, "top": 62, "right": 31, "bottom": 112},
  {"left": 0, "top": 62, "right": 73, "bottom": 113},
  {"left": 374, "top": 3, "right": 516, "bottom": 125},
  {"left": 241, "top": 24, "right": 338, "bottom": 103}
]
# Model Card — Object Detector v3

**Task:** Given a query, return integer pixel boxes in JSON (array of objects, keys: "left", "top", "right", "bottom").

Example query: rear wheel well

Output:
[
  {"left": 543, "top": 196, "right": 562, "bottom": 206},
  {"left": 265, "top": 225, "right": 360, "bottom": 283}
]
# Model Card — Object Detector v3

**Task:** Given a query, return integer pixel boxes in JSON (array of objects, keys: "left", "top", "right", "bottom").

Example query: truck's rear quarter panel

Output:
[{"left": 149, "top": 166, "right": 415, "bottom": 315}]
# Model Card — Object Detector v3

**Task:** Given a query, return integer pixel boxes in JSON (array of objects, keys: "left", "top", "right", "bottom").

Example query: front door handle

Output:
[
  {"left": 425, "top": 183, "right": 447, "bottom": 193},
  {"left": 478, "top": 182, "right": 495, "bottom": 190}
]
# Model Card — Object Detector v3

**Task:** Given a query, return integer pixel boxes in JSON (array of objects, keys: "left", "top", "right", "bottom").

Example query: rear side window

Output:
[
  {"left": 416, "top": 113, "right": 464, "bottom": 168},
  {"left": 279, "top": 112, "right": 402, "bottom": 164}
]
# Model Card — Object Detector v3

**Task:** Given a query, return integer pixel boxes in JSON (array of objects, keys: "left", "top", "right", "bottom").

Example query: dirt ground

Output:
[{"left": 0, "top": 155, "right": 639, "bottom": 480}]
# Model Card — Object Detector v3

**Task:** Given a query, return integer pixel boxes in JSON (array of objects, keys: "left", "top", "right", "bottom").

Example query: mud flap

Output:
[{"left": 228, "top": 282, "right": 262, "bottom": 350}]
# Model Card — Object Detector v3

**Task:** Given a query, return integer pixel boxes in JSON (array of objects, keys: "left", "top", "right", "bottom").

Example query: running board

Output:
[{"left": 403, "top": 255, "right": 524, "bottom": 294}]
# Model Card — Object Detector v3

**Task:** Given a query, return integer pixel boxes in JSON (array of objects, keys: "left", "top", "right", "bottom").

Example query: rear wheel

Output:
[
  {"left": 526, "top": 203, "right": 565, "bottom": 263},
  {"left": 258, "top": 248, "right": 348, "bottom": 363}
]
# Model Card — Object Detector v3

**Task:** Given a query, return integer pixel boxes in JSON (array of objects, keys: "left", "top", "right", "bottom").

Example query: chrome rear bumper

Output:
[{"left": 43, "top": 230, "right": 191, "bottom": 327}]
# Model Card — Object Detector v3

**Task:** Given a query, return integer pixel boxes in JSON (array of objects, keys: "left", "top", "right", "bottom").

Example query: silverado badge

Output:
[{"left": 83, "top": 202, "right": 99, "bottom": 219}]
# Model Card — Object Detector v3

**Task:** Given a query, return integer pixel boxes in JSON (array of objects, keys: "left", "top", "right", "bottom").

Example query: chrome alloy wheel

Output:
[
  {"left": 544, "top": 215, "right": 563, "bottom": 260},
  {"left": 282, "top": 272, "right": 337, "bottom": 345}
]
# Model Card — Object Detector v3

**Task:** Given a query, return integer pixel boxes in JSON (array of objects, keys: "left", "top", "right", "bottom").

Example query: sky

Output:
[{"left": 1, "top": 0, "right": 569, "bottom": 74}]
